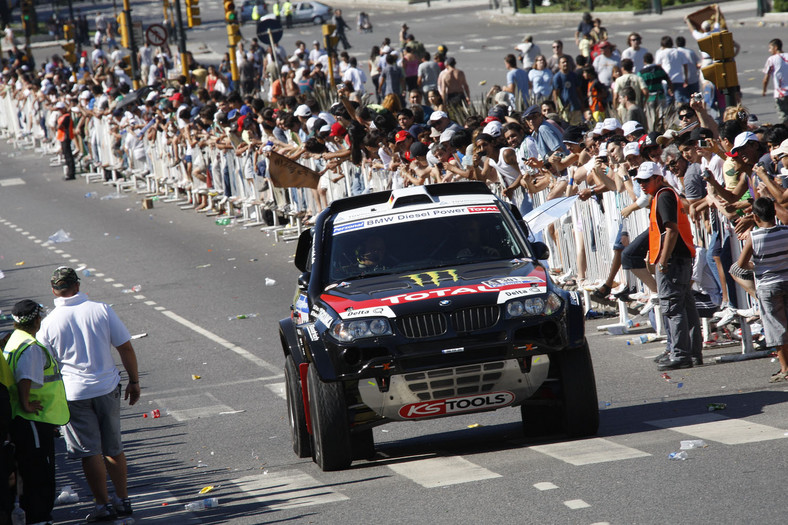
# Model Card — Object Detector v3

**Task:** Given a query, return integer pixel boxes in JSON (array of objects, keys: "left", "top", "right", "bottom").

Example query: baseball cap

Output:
[
  {"left": 634, "top": 161, "right": 663, "bottom": 180},
  {"left": 144, "top": 91, "right": 158, "bottom": 102},
  {"left": 592, "top": 122, "right": 605, "bottom": 136},
  {"left": 11, "top": 300, "right": 42, "bottom": 324},
  {"left": 522, "top": 105, "right": 540, "bottom": 118},
  {"left": 772, "top": 138, "right": 788, "bottom": 160},
  {"left": 602, "top": 117, "right": 621, "bottom": 132},
  {"left": 639, "top": 131, "right": 661, "bottom": 149},
  {"left": 656, "top": 129, "right": 678, "bottom": 146},
  {"left": 623, "top": 142, "right": 640, "bottom": 158},
  {"left": 689, "top": 127, "right": 714, "bottom": 142},
  {"left": 329, "top": 122, "right": 347, "bottom": 137},
  {"left": 51, "top": 266, "right": 80, "bottom": 290},
  {"left": 621, "top": 120, "right": 643, "bottom": 137},
  {"left": 482, "top": 116, "right": 500, "bottom": 125},
  {"left": 488, "top": 104, "right": 507, "bottom": 120},
  {"left": 410, "top": 141, "right": 429, "bottom": 158},
  {"left": 598, "top": 40, "right": 612, "bottom": 49},
  {"left": 562, "top": 125, "right": 585, "bottom": 145},
  {"left": 169, "top": 92, "right": 183, "bottom": 102},
  {"left": 55, "top": 101, "right": 66, "bottom": 109},
  {"left": 482, "top": 121, "right": 502, "bottom": 138},
  {"left": 294, "top": 104, "right": 311, "bottom": 117},
  {"left": 319, "top": 124, "right": 331, "bottom": 134},
  {"left": 726, "top": 131, "right": 759, "bottom": 158},
  {"left": 395, "top": 130, "right": 412, "bottom": 143},
  {"left": 439, "top": 129, "right": 456, "bottom": 143},
  {"left": 428, "top": 110, "right": 448, "bottom": 122}
]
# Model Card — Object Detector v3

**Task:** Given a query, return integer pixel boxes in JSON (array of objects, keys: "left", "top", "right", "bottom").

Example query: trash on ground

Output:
[
  {"left": 54, "top": 486, "right": 79, "bottom": 505},
  {"left": 228, "top": 313, "right": 259, "bottom": 320},
  {"left": 680, "top": 440, "right": 707, "bottom": 450},
  {"left": 265, "top": 277, "right": 276, "bottom": 286},
  {"left": 48, "top": 229, "right": 73, "bottom": 243},
  {"left": 100, "top": 193, "right": 127, "bottom": 200},
  {"left": 199, "top": 486, "right": 215, "bottom": 494},
  {"left": 15, "top": 261, "right": 24, "bottom": 266},
  {"left": 219, "top": 410, "right": 245, "bottom": 415},
  {"left": 130, "top": 333, "right": 147, "bottom": 339},
  {"left": 661, "top": 373, "right": 671, "bottom": 381},
  {"left": 192, "top": 374, "right": 201, "bottom": 380},
  {"left": 467, "top": 423, "right": 482, "bottom": 429},
  {"left": 184, "top": 498, "right": 219, "bottom": 511},
  {"left": 85, "top": 192, "right": 98, "bottom": 198},
  {"left": 707, "top": 403, "right": 727, "bottom": 411},
  {"left": 196, "top": 264, "right": 211, "bottom": 268},
  {"left": 121, "top": 285, "right": 142, "bottom": 294},
  {"left": 0, "top": 270, "right": 4, "bottom": 280},
  {"left": 668, "top": 451, "right": 688, "bottom": 460}
]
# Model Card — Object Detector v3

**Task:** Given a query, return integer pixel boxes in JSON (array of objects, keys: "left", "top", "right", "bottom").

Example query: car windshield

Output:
[{"left": 326, "top": 205, "right": 528, "bottom": 282}]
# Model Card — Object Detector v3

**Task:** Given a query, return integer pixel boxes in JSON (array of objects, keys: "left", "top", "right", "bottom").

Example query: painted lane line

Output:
[
  {"left": 388, "top": 456, "right": 501, "bottom": 488},
  {"left": 134, "top": 295, "right": 146, "bottom": 300},
  {"left": 155, "top": 393, "right": 234, "bottom": 421},
  {"left": 54, "top": 249, "right": 63, "bottom": 254},
  {"left": 233, "top": 469, "right": 348, "bottom": 510},
  {"left": 154, "top": 306, "right": 166, "bottom": 311},
  {"left": 530, "top": 438, "right": 651, "bottom": 465},
  {"left": 645, "top": 413, "right": 788, "bottom": 444},
  {"left": 112, "top": 283, "right": 124, "bottom": 288},
  {"left": 144, "top": 301, "right": 157, "bottom": 306},
  {"left": 104, "top": 277, "right": 115, "bottom": 282},
  {"left": 533, "top": 482, "right": 558, "bottom": 491},
  {"left": 69, "top": 259, "right": 79, "bottom": 263},
  {"left": 160, "top": 309, "right": 283, "bottom": 375},
  {"left": 149, "top": 376, "right": 283, "bottom": 397},
  {"left": 564, "top": 499, "right": 591, "bottom": 509},
  {"left": 34, "top": 240, "right": 42, "bottom": 244},
  {"left": 95, "top": 273, "right": 105, "bottom": 277},
  {"left": 266, "top": 382, "right": 286, "bottom": 400}
]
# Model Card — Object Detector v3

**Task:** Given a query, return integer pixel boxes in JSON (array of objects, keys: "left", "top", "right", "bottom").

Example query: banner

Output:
[{"left": 268, "top": 150, "right": 321, "bottom": 189}]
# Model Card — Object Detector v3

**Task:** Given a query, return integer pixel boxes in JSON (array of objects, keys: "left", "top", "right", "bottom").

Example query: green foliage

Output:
[{"left": 774, "top": 0, "right": 788, "bottom": 11}]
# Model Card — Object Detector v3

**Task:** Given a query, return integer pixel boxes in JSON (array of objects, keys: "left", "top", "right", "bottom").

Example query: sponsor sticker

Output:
[
  {"left": 399, "top": 391, "right": 515, "bottom": 419},
  {"left": 295, "top": 294, "right": 309, "bottom": 324},
  {"left": 332, "top": 206, "right": 501, "bottom": 235},
  {"left": 305, "top": 325, "right": 319, "bottom": 341},
  {"left": 467, "top": 205, "right": 499, "bottom": 213},
  {"left": 496, "top": 285, "right": 547, "bottom": 303},
  {"left": 332, "top": 221, "right": 364, "bottom": 235},
  {"left": 482, "top": 276, "right": 545, "bottom": 288},
  {"left": 569, "top": 291, "right": 581, "bottom": 306},
  {"left": 313, "top": 307, "right": 334, "bottom": 329},
  {"left": 403, "top": 269, "right": 459, "bottom": 287},
  {"left": 338, "top": 305, "right": 396, "bottom": 319}
]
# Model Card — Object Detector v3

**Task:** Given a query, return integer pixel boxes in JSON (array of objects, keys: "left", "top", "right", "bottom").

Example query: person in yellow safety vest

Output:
[
  {"left": 634, "top": 161, "right": 702, "bottom": 372},
  {"left": 272, "top": 1, "right": 280, "bottom": 23},
  {"left": 55, "top": 100, "right": 76, "bottom": 180},
  {"left": 282, "top": 0, "right": 293, "bottom": 29},
  {"left": 3, "top": 300, "right": 70, "bottom": 525},
  {"left": 252, "top": 3, "right": 261, "bottom": 21}
]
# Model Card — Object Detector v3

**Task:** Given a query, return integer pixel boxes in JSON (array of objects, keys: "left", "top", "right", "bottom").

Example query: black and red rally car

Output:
[{"left": 279, "top": 182, "right": 598, "bottom": 471}]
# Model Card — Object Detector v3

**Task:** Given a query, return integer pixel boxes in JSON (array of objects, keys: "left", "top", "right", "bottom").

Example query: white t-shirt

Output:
[
  {"left": 37, "top": 292, "right": 131, "bottom": 400},
  {"left": 763, "top": 52, "right": 788, "bottom": 98},
  {"left": 621, "top": 46, "right": 648, "bottom": 73}
]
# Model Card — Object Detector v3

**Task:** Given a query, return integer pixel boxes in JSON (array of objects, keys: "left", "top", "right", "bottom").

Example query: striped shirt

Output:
[{"left": 751, "top": 225, "right": 788, "bottom": 286}]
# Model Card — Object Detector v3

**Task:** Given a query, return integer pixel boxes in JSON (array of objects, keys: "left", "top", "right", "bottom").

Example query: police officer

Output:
[
  {"left": 4, "top": 300, "right": 70, "bottom": 524},
  {"left": 634, "top": 162, "right": 702, "bottom": 370},
  {"left": 272, "top": 1, "right": 280, "bottom": 23},
  {"left": 282, "top": 0, "right": 293, "bottom": 28}
]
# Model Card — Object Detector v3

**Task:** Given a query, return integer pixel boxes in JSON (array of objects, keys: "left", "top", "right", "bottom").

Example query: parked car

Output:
[
  {"left": 256, "top": 1, "right": 333, "bottom": 26},
  {"left": 279, "top": 182, "right": 598, "bottom": 471}
]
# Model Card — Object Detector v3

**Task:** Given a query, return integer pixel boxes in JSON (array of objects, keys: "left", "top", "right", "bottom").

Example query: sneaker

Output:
[
  {"left": 640, "top": 296, "right": 659, "bottom": 316},
  {"left": 736, "top": 306, "right": 759, "bottom": 318},
  {"left": 113, "top": 496, "right": 133, "bottom": 516},
  {"left": 85, "top": 503, "right": 117, "bottom": 522},
  {"left": 716, "top": 307, "right": 737, "bottom": 327},
  {"left": 712, "top": 303, "right": 733, "bottom": 319}
]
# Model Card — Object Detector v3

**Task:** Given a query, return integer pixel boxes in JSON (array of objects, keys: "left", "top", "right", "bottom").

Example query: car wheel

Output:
[
  {"left": 307, "top": 365, "right": 353, "bottom": 471},
  {"left": 285, "top": 355, "right": 311, "bottom": 458},
  {"left": 520, "top": 377, "right": 562, "bottom": 439},
  {"left": 557, "top": 340, "right": 599, "bottom": 437},
  {"left": 351, "top": 429, "right": 375, "bottom": 460},
  {"left": 312, "top": 16, "right": 323, "bottom": 24}
]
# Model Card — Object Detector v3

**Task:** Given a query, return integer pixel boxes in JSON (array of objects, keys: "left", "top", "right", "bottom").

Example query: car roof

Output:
[{"left": 330, "top": 182, "right": 500, "bottom": 225}]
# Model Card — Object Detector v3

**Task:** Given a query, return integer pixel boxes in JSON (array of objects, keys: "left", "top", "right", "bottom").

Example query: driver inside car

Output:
[{"left": 456, "top": 219, "right": 501, "bottom": 259}]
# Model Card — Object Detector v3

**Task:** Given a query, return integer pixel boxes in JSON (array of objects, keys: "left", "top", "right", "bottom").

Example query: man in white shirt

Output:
[
  {"left": 655, "top": 36, "right": 691, "bottom": 104},
  {"left": 592, "top": 41, "right": 620, "bottom": 87},
  {"left": 342, "top": 56, "right": 367, "bottom": 95},
  {"left": 38, "top": 267, "right": 140, "bottom": 523},
  {"left": 621, "top": 32, "right": 648, "bottom": 73}
]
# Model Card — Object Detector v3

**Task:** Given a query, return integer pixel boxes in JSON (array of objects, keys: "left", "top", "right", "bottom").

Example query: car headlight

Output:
[
  {"left": 331, "top": 318, "right": 392, "bottom": 342},
  {"left": 506, "top": 293, "right": 563, "bottom": 318}
]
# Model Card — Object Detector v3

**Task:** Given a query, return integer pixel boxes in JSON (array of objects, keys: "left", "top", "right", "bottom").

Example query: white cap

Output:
[
  {"left": 79, "top": 90, "right": 92, "bottom": 100},
  {"left": 429, "top": 110, "right": 448, "bottom": 122},
  {"left": 319, "top": 124, "right": 331, "bottom": 134},
  {"left": 281, "top": 65, "right": 290, "bottom": 74},
  {"left": 635, "top": 161, "right": 663, "bottom": 180},
  {"left": 656, "top": 129, "right": 678, "bottom": 146},
  {"left": 318, "top": 111, "right": 336, "bottom": 126},
  {"left": 482, "top": 121, "right": 502, "bottom": 138},
  {"left": 726, "top": 131, "right": 759, "bottom": 158},
  {"left": 439, "top": 129, "right": 456, "bottom": 143},
  {"left": 597, "top": 142, "right": 608, "bottom": 157},
  {"left": 145, "top": 91, "right": 159, "bottom": 102},
  {"left": 623, "top": 142, "right": 640, "bottom": 158},
  {"left": 602, "top": 117, "right": 621, "bottom": 131},
  {"left": 54, "top": 101, "right": 66, "bottom": 109},
  {"left": 621, "top": 120, "right": 643, "bottom": 137},
  {"left": 592, "top": 122, "right": 605, "bottom": 136},
  {"left": 294, "top": 104, "right": 311, "bottom": 117}
]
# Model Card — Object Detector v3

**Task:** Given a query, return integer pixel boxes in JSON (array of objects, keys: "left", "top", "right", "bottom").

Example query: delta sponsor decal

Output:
[
  {"left": 339, "top": 305, "right": 396, "bottom": 319},
  {"left": 399, "top": 391, "right": 515, "bottom": 419},
  {"left": 496, "top": 284, "right": 548, "bottom": 303}
]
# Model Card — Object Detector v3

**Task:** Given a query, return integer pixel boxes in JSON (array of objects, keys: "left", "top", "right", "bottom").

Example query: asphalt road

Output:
[{"left": 4, "top": 2, "right": 788, "bottom": 524}]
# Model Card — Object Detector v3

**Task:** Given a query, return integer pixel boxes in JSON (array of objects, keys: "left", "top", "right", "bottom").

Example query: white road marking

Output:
[
  {"left": 54, "top": 249, "right": 63, "bottom": 254},
  {"left": 388, "top": 456, "right": 501, "bottom": 488},
  {"left": 21, "top": 231, "right": 28, "bottom": 235},
  {"left": 154, "top": 306, "right": 166, "bottom": 311},
  {"left": 530, "top": 438, "right": 651, "bottom": 465},
  {"left": 645, "top": 413, "right": 788, "bottom": 444},
  {"left": 155, "top": 392, "right": 233, "bottom": 421},
  {"left": 232, "top": 469, "right": 349, "bottom": 510},
  {"left": 149, "top": 376, "right": 282, "bottom": 397},
  {"left": 160, "top": 309, "right": 283, "bottom": 375},
  {"left": 69, "top": 258, "right": 79, "bottom": 263},
  {"left": 104, "top": 277, "right": 115, "bottom": 282},
  {"left": 266, "top": 382, "right": 286, "bottom": 400},
  {"left": 34, "top": 239, "right": 42, "bottom": 244},
  {"left": 113, "top": 283, "right": 124, "bottom": 288},
  {"left": 534, "top": 482, "right": 558, "bottom": 491},
  {"left": 134, "top": 295, "right": 146, "bottom": 300},
  {"left": 564, "top": 499, "right": 591, "bottom": 509},
  {"left": 0, "top": 178, "right": 25, "bottom": 186},
  {"left": 144, "top": 301, "right": 157, "bottom": 306}
]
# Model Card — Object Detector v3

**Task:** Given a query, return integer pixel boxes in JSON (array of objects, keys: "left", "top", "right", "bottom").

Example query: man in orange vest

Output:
[
  {"left": 55, "top": 101, "right": 76, "bottom": 180},
  {"left": 634, "top": 161, "right": 702, "bottom": 371}
]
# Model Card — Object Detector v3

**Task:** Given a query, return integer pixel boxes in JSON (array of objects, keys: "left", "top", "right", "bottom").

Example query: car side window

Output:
[{"left": 300, "top": 3, "right": 312, "bottom": 10}]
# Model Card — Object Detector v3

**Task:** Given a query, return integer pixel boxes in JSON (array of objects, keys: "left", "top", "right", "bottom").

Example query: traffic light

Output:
[
  {"left": 120, "top": 55, "right": 131, "bottom": 73},
  {"left": 186, "top": 0, "right": 201, "bottom": 27},
  {"left": 224, "top": 0, "right": 237, "bottom": 23},
  {"left": 698, "top": 31, "right": 738, "bottom": 89},
  {"left": 117, "top": 12, "right": 130, "bottom": 49},
  {"left": 322, "top": 24, "right": 338, "bottom": 52},
  {"left": 62, "top": 42, "right": 76, "bottom": 64},
  {"left": 63, "top": 23, "right": 75, "bottom": 42},
  {"left": 227, "top": 23, "right": 241, "bottom": 46},
  {"left": 21, "top": 0, "right": 35, "bottom": 35}
]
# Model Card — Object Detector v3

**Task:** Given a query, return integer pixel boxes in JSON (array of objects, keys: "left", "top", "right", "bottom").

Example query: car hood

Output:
[{"left": 319, "top": 260, "right": 549, "bottom": 318}]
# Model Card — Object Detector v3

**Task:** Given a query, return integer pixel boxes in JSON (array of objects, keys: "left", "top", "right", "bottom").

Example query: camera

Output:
[
  {"left": 701, "top": 168, "right": 713, "bottom": 181},
  {"left": 698, "top": 139, "right": 709, "bottom": 148},
  {"left": 691, "top": 93, "right": 703, "bottom": 103}
]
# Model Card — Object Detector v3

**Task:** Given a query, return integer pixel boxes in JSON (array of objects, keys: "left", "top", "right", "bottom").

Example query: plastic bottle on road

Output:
[
  {"left": 680, "top": 439, "right": 707, "bottom": 450},
  {"left": 668, "top": 451, "right": 688, "bottom": 460},
  {"left": 184, "top": 497, "right": 220, "bottom": 511}
]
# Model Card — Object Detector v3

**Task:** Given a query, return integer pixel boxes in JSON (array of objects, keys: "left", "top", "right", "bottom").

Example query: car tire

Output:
[
  {"left": 557, "top": 340, "right": 599, "bottom": 437},
  {"left": 351, "top": 429, "right": 375, "bottom": 460},
  {"left": 312, "top": 16, "right": 323, "bottom": 24},
  {"left": 520, "top": 379, "right": 562, "bottom": 439},
  {"left": 307, "top": 365, "right": 353, "bottom": 471},
  {"left": 285, "top": 355, "right": 311, "bottom": 458}
]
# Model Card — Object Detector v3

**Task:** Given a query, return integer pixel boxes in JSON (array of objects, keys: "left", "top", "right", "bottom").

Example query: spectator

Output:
[
  {"left": 762, "top": 38, "right": 788, "bottom": 124},
  {"left": 639, "top": 52, "right": 673, "bottom": 131},
  {"left": 592, "top": 40, "right": 620, "bottom": 87},
  {"left": 547, "top": 40, "right": 575, "bottom": 74},
  {"left": 676, "top": 36, "right": 701, "bottom": 102},
  {"left": 575, "top": 12, "right": 593, "bottom": 48},
  {"left": 515, "top": 35, "right": 541, "bottom": 71},
  {"left": 379, "top": 52, "right": 404, "bottom": 105},
  {"left": 417, "top": 51, "right": 441, "bottom": 98},
  {"left": 528, "top": 55, "right": 553, "bottom": 106},
  {"left": 503, "top": 53, "right": 530, "bottom": 107},
  {"left": 332, "top": 9, "right": 351, "bottom": 50},
  {"left": 552, "top": 55, "right": 583, "bottom": 125},
  {"left": 437, "top": 57, "right": 470, "bottom": 106},
  {"left": 654, "top": 36, "right": 691, "bottom": 104},
  {"left": 613, "top": 58, "right": 647, "bottom": 110},
  {"left": 621, "top": 32, "right": 648, "bottom": 73}
]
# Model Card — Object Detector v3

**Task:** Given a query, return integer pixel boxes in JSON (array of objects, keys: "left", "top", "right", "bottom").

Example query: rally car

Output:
[{"left": 279, "top": 182, "right": 598, "bottom": 471}]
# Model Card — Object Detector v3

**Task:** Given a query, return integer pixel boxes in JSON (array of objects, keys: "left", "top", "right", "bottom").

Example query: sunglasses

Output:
[
  {"left": 667, "top": 160, "right": 679, "bottom": 168},
  {"left": 637, "top": 176, "right": 655, "bottom": 184},
  {"left": 679, "top": 112, "right": 696, "bottom": 120}
]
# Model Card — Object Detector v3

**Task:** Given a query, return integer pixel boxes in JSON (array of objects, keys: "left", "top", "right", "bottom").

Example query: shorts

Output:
[
  {"left": 757, "top": 282, "right": 788, "bottom": 348},
  {"left": 63, "top": 384, "right": 123, "bottom": 459},
  {"left": 613, "top": 223, "right": 629, "bottom": 252}
]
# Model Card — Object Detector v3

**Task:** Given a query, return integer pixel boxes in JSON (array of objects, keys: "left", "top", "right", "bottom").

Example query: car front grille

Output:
[
  {"left": 397, "top": 313, "right": 448, "bottom": 339},
  {"left": 403, "top": 362, "right": 506, "bottom": 400},
  {"left": 451, "top": 305, "right": 500, "bottom": 333}
]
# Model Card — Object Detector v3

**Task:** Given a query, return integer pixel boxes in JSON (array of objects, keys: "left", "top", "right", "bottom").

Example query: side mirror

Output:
[
  {"left": 294, "top": 229, "right": 312, "bottom": 272},
  {"left": 531, "top": 241, "right": 549, "bottom": 261},
  {"left": 297, "top": 272, "right": 310, "bottom": 291}
]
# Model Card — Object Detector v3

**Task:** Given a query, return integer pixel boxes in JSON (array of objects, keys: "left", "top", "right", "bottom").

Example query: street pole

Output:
[
  {"left": 173, "top": 0, "right": 190, "bottom": 77},
  {"left": 121, "top": 0, "right": 141, "bottom": 89}
]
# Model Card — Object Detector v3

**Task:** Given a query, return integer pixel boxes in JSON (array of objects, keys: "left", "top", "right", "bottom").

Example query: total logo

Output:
[{"left": 399, "top": 391, "right": 515, "bottom": 419}]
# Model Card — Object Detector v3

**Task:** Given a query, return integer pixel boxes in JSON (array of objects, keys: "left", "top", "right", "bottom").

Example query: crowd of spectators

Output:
[{"left": 1, "top": 10, "right": 788, "bottom": 379}]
